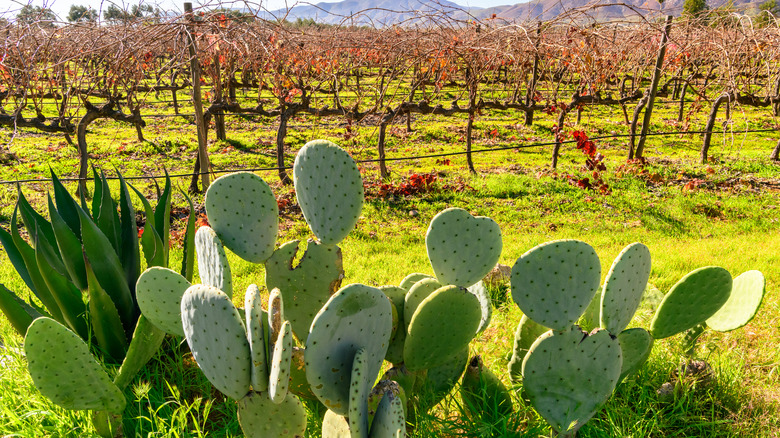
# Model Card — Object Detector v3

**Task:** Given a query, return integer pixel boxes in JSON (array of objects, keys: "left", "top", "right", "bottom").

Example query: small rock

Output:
[
  {"left": 483, "top": 264, "right": 511, "bottom": 289},
  {"left": 409, "top": 210, "right": 419, "bottom": 217},
  {"left": 657, "top": 382, "right": 675, "bottom": 402}
]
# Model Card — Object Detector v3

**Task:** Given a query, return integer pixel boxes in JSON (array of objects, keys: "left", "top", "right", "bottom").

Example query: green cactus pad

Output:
[
  {"left": 380, "top": 285, "right": 408, "bottom": 364},
  {"left": 617, "top": 328, "right": 653, "bottom": 382},
  {"left": 24, "top": 317, "right": 125, "bottom": 413},
  {"left": 348, "top": 348, "right": 372, "bottom": 438},
  {"left": 367, "top": 380, "right": 406, "bottom": 426},
  {"left": 404, "top": 285, "right": 481, "bottom": 372},
  {"left": 238, "top": 391, "right": 307, "bottom": 438},
  {"left": 305, "top": 284, "right": 392, "bottom": 416},
  {"left": 399, "top": 273, "right": 433, "bottom": 291},
  {"left": 578, "top": 290, "right": 602, "bottom": 332},
  {"left": 650, "top": 266, "right": 732, "bottom": 339},
  {"left": 289, "top": 347, "right": 316, "bottom": 401},
  {"left": 205, "top": 172, "right": 278, "bottom": 263},
  {"left": 195, "top": 226, "right": 233, "bottom": 298},
  {"left": 403, "top": 278, "right": 442, "bottom": 333},
  {"left": 294, "top": 140, "right": 364, "bottom": 246},
  {"left": 180, "top": 285, "right": 251, "bottom": 400},
  {"left": 510, "top": 240, "right": 601, "bottom": 331},
  {"left": 507, "top": 315, "right": 549, "bottom": 384},
  {"left": 706, "top": 270, "right": 765, "bottom": 332},
  {"left": 136, "top": 267, "right": 191, "bottom": 337},
  {"left": 245, "top": 284, "right": 269, "bottom": 392},
  {"left": 522, "top": 327, "right": 622, "bottom": 435},
  {"left": 425, "top": 208, "right": 502, "bottom": 288},
  {"left": 461, "top": 355, "right": 514, "bottom": 422},
  {"left": 369, "top": 389, "right": 407, "bottom": 438},
  {"left": 467, "top": 281, "right": 492, "bottom": 335},
  {"left": 419, "top": 347, "right": 469, "bottom": 411},
  {"left": 322, "top": 409, "right": 351, "bottom": 438},
  {"left": 269, "top": 321, "right": 293, "bottom": 404},
  {"left": 601, "top": 243, "right": 652, "bottom": 334},
  {"left": 266, "top": 239, "right": 344, "bottom": 340}
]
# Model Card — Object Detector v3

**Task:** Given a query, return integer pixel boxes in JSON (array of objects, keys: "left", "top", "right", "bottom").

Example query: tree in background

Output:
[
  {"left": 16, "top": 5, "right": 57, "bottom": 26},
  {"left": 683, "top": 0, "right": 709, "bottom": 18},
  {"left": 104, "top": 3, "right": 161, "bottom": 23},
  {"left": 67, "top": 5, "right": 98, "bottom": 23},
  {"left": 756, "top": 0, "right": 779, "bottom": 26}
]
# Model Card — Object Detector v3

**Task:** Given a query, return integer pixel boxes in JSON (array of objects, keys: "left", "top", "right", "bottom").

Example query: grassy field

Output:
[{"left": 0, "top": 93, "right": 778, "bottom": 437}]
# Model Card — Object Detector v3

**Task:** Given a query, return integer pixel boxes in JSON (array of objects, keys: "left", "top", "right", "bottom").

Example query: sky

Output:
[{"left": 3, "top": 0, "right": 517, "bottom": 21}]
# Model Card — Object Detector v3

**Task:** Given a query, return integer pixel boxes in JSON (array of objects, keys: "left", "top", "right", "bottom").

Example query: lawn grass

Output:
[{"left": 0, "top": 90, "right": 778, "bottom": 437}]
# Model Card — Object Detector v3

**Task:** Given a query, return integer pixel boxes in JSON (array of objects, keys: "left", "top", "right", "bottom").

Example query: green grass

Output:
[{"left": 0, "top": 89, "right": 779, "bottom": 437}]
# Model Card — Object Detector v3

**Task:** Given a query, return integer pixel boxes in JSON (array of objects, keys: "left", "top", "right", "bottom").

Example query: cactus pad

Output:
[
  {"left": 467, "top": 280, "right": 493, "bottom": 335},
  {"left": 522, "top": 327, "right": 622, "bottom": 435},
  {"left": 369, "top": 389, "right": 407, "bottom": 438},
  {"left": 617, "top": 328, "right": 653, "bottom": 382},
  {"left": 600, "top": 243, "right": 652, "bottom": 334},
  {"left": 180, "top": 285, "right": 250, "bottom": 400},
  {"left": 238, "top": 391, "right": 307, "bottom": 438},
  {"left": 403, "top": 277, "right": 442, "bottom": 332},
  {"left": 507, "top": 315, "right": 549, "bottom": 384},
  {"left": 322, "top": 409, "right": 351, "bottom": 438},
  {"left": 24, "top": 317, "right": 125, "bottom": 413},
  {"left": 511, "top": 240, "right": 601, "bottom": 331},
  {"left": 194, "top": 226, "right": 233, "bottom": 297},
  {"left": 461, "top": 355, "right": 514, "bottom": 422},
  {"left": 348, "top": 348, "right": 372, "bottom": 438},
  {"left": 293, "top": 140, "right": 364, "bottom": 246},
  {"left": 380, "top": 285, "right": 408, "bottom": 364},
  {"left": 305, "top": 284, "right": 392, "bottom": 416},
  {"left": 650, "top": 266, "right": 732, "bottom": 339},
  {"left": 205, "top": 172, "right": 278, "bottom": 263},
  {"left": 425, "top": 208, "right": 502, "bottom": 288},
  {"left": 136, "top": 267, "right": 190, "bottom": 337},
  {"left": 399, "top": 273, "right": 433, "bottom": 291},
  {"left": 404, "top": 285, "right": 481, "bottom": 371},
  {"left": 265, "top": 239, "right": 344, "bottom": 340},
  {"left": 419, "top": 347, "right": 469, "bottom": 411},
  {"left": 706, "top": 270, "right": 765, "bottom": 332},
  {"left": 269, "top": 321, "right": 293, "bottom": 404},
  {"left": 245, "top": 284, "right": 269, "bottom": 392}
]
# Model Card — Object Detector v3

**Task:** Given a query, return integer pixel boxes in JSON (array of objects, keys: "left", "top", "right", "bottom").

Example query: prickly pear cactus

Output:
[
  {"left": 194, "top": 226, "right": 233, "bottom": 298},
  {"left": 403, "top": 277, "right": 442, "bottom": 332},
  {"left": 650, "top": 266, "right": 732, "bottom": 339},
  {"left": 348, "top": 347, "right": 372, "bottom": 438},
  {"left": 369, "top": 389, "right": 407, "bottom": 438},
  {"left": 25, "top": 317, "right": 126, "bottom": 413},
  {"left": 467, "top": 280, "right": 492, "bottom": 335},
  {"left": 293, "top": 140, "right": 363, "bottom": 246},
  {"left": 245, "top": 284, "right": 269, "bottom": 393},
  {"left": 180, "top": 284, "right": 250, "bottom": 400},
  {"left": 425, "top": 208, "right": 502, "bottom": 288},
  {"left": 706, "top": 270, "right": 765, "bottom": 332},
  {"left": 511, "top": 240, "right": 601, "bottom": 331},
  {"left": 238, "top": 391, "right": 307, "bottom": 438},
  {"left": 380, "top": 285, "right": 408, "bottom": 364},
  {"left": 617, "top": 328, "right": 654, "bottom": 382},
  {"left": 265, "top": 239, "right": 344, "bottom": 340},
  {"left": 522, "top": 326, "right": 622, "bottom": 436},
  {"left": 399, "top": 273, "right": 434, "bottom": 291},
  {"left": 205, "top": 171, "right": 279, "bottom": 263},
  {"left": 269, "top": 321, "right": 293, "bottom": 404},
  {"left": 600, "top": 242, "right": 651, "bottom": 334},
  {"left": 418, "top": 347, "right": 469, "bottom": 411},
  {"left": 136, "top": 267, "right": 190, "bottom": 337},
  {"left": 507, "top": 315, "right": 548, "bottom": 384},
  {"left": 404, "top": 285, "right": 481, "bottom": 372},
  {"left": 305, "top": 283, "right": 393, "bottom": 415}
]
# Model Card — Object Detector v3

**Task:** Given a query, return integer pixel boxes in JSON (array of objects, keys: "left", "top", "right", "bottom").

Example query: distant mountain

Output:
[{"left": 263, "top": 0, "right": 765, "bottom": 24}]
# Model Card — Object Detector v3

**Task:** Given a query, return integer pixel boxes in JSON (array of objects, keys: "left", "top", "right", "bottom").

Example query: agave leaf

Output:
[
  {"left": 117, "top": 172, "right": 141, "bottom": 293},
  {"left": 0, "top": 283, "right": 42, "bottom": 336},
  {"left": 180, "top": 189, "right": 196, "bottom": 282},
  {"left": 153, "top": 170, "right": 172, "bottom": 264},
  {"left": 16, "top": 187, "right": 61, "bottom": 261},
  {"left": 10, "top": 206, "right": 64, "bottom": 323},
  {"left": 86, "top": 258, "right": 128, "bottom": 363},
  {"left": 78, "top": 206, "right": 136, "bottom": 334},
  {"left": 94, "top": 169, "right": 122, "bottom": 256},
  {"left": 34, "top": 229, "right": 89, "bottom": 341},
  {"left": 49, "top": 196, "right": 88, "bottom": 290},
  {"left": 0, "top": 223, "right": 35, "bottom": 294},
  {"left": 113, "top": 315, "right": 165, "bottom": 391},
  {"left": 50, "top": 170, "right": 82, "bottom": 238},
  {"left": 128, "top": 183, "right": 165, "bottom": 268}
]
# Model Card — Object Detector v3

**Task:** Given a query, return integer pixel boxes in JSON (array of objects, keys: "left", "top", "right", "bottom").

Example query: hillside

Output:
[{"left": 265, "top": 0, "right": 767, "bottom": 23}]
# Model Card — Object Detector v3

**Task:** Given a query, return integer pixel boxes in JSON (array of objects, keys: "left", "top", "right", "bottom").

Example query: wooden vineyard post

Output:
[
  {"left": 524, "top": 22, "right": 541, "bottom": 126},
  {"left": 634, "top": 15, "right": 673, "bottom": 160},
  {"left": 184, "top": 2, "right": 211, "bottom": 193}
]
